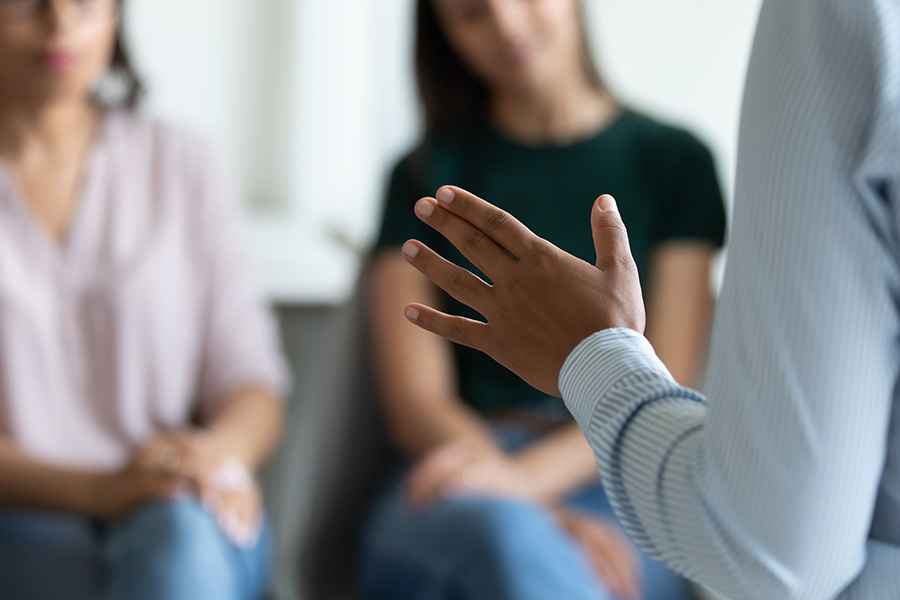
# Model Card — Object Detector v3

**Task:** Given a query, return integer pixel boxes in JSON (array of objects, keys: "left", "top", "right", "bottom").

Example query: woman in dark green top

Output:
[{"left": 360, "top": 1, "right": 725, "bottom": 599}]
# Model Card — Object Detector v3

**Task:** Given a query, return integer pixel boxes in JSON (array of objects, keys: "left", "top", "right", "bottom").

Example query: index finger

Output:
[{"left": 434, "top": 186, "right": 537, "bottom": 260}]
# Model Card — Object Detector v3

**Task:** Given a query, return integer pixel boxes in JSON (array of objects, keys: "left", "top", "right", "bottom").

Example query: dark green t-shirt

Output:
[{"left": 375, "top": 110, "right": 726, "bottom": 414}]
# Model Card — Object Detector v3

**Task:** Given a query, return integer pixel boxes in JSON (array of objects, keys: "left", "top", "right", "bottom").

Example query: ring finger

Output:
[{"left": 402, "top": 240, "right": 494, "bottom": 317}]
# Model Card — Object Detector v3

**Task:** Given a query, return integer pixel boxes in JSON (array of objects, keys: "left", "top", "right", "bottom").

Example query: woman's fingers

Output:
[
  {"left": 406, "top": 445, "right": 464, "bottom": 508},
  {"left": 134, "top": 470, "right": 187, "bottom": 506},
  {"left": 206, "top": 486, "right": 263, "bottom": 548},
  {"left": 431, "top": 186, "right": 536, "bottom": 260},
  {"left": 584, "top": 524, "right": 642, "bottom": 600},
  {"left": 590, "top": 543, "right": 639, "bottom": 599},
  {"left": 559, "top": 510, "right": 641, "bottom": 600}
]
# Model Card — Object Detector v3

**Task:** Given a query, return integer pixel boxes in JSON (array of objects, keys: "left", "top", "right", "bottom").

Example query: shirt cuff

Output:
[
  {"left": 559, "top": 328, "right": 673, "bottom": 434},
  {"left": 558, "top": 327, "right": 709, "bottom": 566}
]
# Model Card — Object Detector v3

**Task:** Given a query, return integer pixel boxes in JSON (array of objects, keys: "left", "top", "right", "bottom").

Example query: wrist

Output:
[
  {"left": 202, "top": 429, "right": 260, "bottom": 474},
  {"left": 77, "top": 471, "right": 113, "bottom": 518},
  {"left": 415, "top": 424, "right": 497, "bottom": 460},
  {"left": 510, "top": 453, "right": 566, "bottom": 504}
]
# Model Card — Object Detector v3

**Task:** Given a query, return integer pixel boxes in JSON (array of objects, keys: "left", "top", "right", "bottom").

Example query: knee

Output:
[
  {"left": 111, "top": 499, "right": 228, "bottom": 570},
  {"left": 439, "top": 497, "right": 555, "bottom": 566},
  {"left": 0, "top": 512, "right": 98, "bottom": 600},
  {"left": 0, "top": 510, "right": 96, "bottom": 553}
]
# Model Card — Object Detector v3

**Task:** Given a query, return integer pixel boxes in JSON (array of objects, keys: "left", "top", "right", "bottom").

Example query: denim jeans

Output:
[
  {"left": 359, "top": 425, "right": 692, "bottom": 600},
  {"left": 0, "top": 498, "right": 271, "bottom": 600}
]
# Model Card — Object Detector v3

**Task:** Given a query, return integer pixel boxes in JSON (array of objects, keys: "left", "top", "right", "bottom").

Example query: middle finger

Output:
[
  {"left": 402, "top": 240, "right": 493, "bottom": 317},
  {"left": 414, "top": 198, "right": 517, "bottom": 282}
]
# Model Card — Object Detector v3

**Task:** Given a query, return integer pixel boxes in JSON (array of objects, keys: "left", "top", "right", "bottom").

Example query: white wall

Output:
[
  {"left": 588, "top": 0, "right": 763, "bottom": 208},
  {"left": 125, "top": 0, "right": 762, "bottom": 305}
]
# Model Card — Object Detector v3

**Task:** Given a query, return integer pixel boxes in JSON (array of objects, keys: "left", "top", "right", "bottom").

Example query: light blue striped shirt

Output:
[{"left": 559, "top": 1, "right": 900, "bottom": 599}]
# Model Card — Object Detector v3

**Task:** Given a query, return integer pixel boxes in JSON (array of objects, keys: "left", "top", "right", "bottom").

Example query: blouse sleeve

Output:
[
  {"left": 653, "top": 130, "right": 727, "bottom": 247},
  {"left": 189, "top": 143, "right": 291, "bottom": 418}
]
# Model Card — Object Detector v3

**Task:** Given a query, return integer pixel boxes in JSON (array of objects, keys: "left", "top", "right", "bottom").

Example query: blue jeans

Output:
[
  {"left": 0, "top": 498, "right": 271, "bottom": 600},
  {"left": 359, "top": 426, "right": 692, "bottom": 600}
]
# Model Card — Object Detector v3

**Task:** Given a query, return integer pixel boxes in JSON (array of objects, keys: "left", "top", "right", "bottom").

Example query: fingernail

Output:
[
  {"left": 405, "top": 307, "right": 420, "bottom": 322},
  {"left": 415, "top": 199, "right": 435, "bottom": 217},
  {"left": 402, "top": 241, "right": 419, "bottom": 258},
  {"left": 436, "top": 187, "right": 455, "bottom": 205},
  {"left": 597, "top": 195, "right": 618, "bottom": 213}
]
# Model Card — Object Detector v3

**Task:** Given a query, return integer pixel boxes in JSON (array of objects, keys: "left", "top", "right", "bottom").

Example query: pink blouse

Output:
[{"left": 0, "top": 112, "right": 290, "bottom": 470}]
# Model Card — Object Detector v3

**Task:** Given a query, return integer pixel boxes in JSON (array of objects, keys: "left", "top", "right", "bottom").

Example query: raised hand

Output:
[{"left": 401, "top": 186, "right": 645, "bottom": 397}]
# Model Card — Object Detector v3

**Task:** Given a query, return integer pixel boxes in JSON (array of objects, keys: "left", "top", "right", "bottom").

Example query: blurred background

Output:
[
  {"left": 124, "top": 1, "right": 763, "bottom": 599},
  {"left": 126, "top": 0, "right": 760, "bottom": 304}
]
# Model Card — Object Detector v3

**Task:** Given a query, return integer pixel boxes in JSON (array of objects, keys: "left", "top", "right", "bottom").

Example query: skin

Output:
[
  {"left": 402, "top": 187, "right": 643, "bottom": 396},
  {"left": 371, "top": 0, "right": 715, "bottom": 596},
  {"left": 0, "top": 0, "right": 283, "bottom": 546},
  {"left": 403, "top": 186, "right": 646, "bottom": 397},
  {"left": 432, "top": 0, "right": 613, "bottom": 144}
]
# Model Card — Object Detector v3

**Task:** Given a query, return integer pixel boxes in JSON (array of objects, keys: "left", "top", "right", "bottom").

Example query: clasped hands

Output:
[
  {"left": 93, "top": 430, "right": 261, "bottom": 548},
  {"left": 402, "top": 185, "right": 645, "bottom": 397},
  {"left": 406, "top": 437, "right": 642, "bottom": 600}
]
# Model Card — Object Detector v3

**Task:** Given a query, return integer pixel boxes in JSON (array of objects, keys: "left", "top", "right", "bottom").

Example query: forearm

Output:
[
  {"left": 203, "top": 386, "right": 284, "bottom": 472},
  {"left": 371, "top": 253, "right": 492, "bottom": 458},
  {"left": 0, "top": 437, "right": 102, "bottom": 515},
  {"left": 513, "top": 423, "right": 599, "bottom": 503},
  {"left": 385, "top": 393, "right": 493, "bottom": 459},
  {"left": 645, "top": 243, "right": 717, "bottom": 388},
  {"left": 561, "top": 331, "right": 737, "bottom": 589}
]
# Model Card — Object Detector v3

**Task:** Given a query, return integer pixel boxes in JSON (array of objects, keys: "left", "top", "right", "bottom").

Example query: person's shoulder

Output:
[
  {"left": 617, "top": 109, "right": 710, "bottom": 156},
  {"left": 615, "top": 110, "right": 718, "bottom": 185}
]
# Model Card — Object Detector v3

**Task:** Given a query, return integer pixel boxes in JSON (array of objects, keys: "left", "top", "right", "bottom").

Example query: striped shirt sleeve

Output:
[{"left": 560, "top": 1, "right": 900, "bottom": 598}]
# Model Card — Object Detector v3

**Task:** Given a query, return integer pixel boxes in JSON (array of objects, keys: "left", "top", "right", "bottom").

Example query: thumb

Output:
[{"left": 591, "top": 195, "right": 630, "bottom": 270}]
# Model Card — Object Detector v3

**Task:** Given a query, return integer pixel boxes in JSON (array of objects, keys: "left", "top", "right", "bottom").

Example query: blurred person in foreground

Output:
[
  {"left": 359, "top": 0, "right": 725, "bottom": 599},
  {"left": 0, "top": 1, "right": 289, "bottom": 599},
  {"left": 400, "top": 0, "right": 900, "bottom": 598}
]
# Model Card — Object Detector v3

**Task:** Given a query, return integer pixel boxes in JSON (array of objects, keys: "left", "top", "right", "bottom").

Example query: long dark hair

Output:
[
  {"left": 415, "top": 0, "right": 606, "bottom": 136},
  {"left": 102, "top": 0, "right": 145, "bottom": 109}
]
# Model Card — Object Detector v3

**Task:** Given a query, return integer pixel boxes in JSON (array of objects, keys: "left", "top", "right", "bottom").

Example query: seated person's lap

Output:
[
  {"left": 359, "top": 424, "right": 692, "bottom": 600},
  {"left": 0, "top": 499, "right": 270, "bottom": 600}
]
